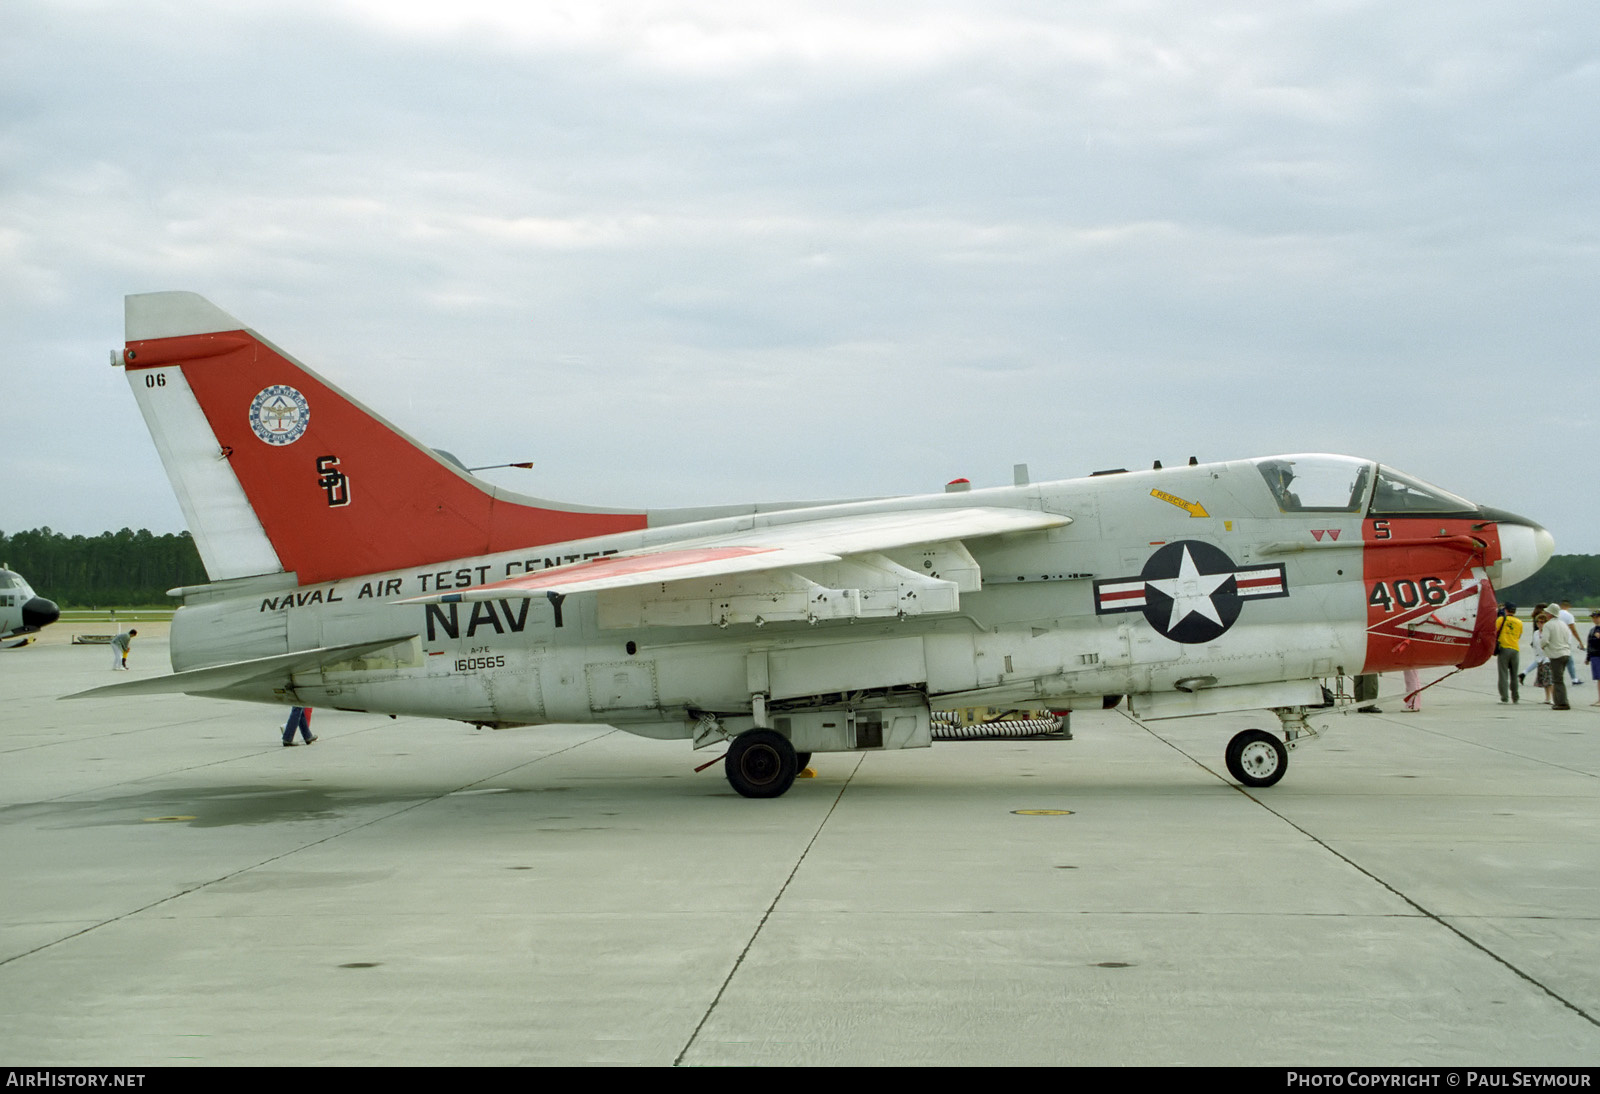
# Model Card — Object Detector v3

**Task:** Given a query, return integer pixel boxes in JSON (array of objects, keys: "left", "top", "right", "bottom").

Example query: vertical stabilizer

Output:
[
  {"left": 125, "top": 294, "right": 284, "bottom": 581},
  {"left": 121, "top": 292, "right": 647, "bottom": 585}
]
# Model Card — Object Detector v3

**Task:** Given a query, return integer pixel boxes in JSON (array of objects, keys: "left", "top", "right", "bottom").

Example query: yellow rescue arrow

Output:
[{"left": 1150, "top": 489, "right": 1209, "bottom": 518}]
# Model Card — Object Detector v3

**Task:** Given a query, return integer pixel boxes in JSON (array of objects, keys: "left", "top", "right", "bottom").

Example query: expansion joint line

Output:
[
  {"left": 0, "top": 730, "right": 614, "bottom": 971},
  {"left": 1128, "top": 713, "right": 1600, "bottom": 1030},
  {"left": 675, "top": 754, "right": 866, "bottom": 1066},
  {"left": 1241, "top": 790, "right": 1600, "bottom": 1029}
]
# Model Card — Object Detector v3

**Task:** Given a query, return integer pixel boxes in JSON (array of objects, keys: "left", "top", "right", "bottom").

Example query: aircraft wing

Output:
[{"left": 407, "top": 506, "right": 1069, "bottom": 628}]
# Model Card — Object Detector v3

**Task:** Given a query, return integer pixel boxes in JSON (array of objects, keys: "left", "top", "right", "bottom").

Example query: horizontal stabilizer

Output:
[{"left": 62, "top": 634, "right": 417, "bottom": 701}]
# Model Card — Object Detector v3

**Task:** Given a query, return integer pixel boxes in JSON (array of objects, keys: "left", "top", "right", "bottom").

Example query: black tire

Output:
[
  {"left": 726, "top": 730, "right": 799, "bottom": 799},
  {"left": 794, "top": 752, "right": 812, "bottom": 770},
  {"left": 1225, "top": 729, "right": 1288, "bottom": 788},
  {"left": 1102, "top": 694, "right": 1122, "bottom": 709}
]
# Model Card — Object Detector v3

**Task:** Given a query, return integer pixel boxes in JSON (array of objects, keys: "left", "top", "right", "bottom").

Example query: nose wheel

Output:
[{"left": 1225, "top": 729, "right": 1288, "bottom": 788}]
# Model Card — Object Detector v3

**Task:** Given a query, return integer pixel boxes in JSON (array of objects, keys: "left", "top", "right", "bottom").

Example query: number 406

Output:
[{"left": 1369, "top": 577, "right": 1448, "bottom": 612}]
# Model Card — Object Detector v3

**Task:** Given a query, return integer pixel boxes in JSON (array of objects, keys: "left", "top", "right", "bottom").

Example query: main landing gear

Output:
[{"left": 725, "top": 729, "right": 799, "bottom": 799}]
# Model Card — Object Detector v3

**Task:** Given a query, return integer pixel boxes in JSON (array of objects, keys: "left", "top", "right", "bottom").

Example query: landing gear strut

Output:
[{"left": 725, "top": 729, "right": 799, "bottom": 799}]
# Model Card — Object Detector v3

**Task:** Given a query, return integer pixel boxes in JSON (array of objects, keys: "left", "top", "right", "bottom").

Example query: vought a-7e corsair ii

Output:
[{"left": 75, "top": 292, "right": 1555, "bottom": 798}]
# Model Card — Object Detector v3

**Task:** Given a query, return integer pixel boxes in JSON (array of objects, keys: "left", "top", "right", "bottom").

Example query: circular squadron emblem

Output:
[
  {"left": 249, "top": 385, "right": 310, "bottom": 445},
  {"left": 1092, "top": 539, "right": 1289, "bottom": 645}
]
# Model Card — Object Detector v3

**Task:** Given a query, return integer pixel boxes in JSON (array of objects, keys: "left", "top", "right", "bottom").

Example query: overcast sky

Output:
[{"left": 4, "top": 0, "right": 1596, "bottom": 559}]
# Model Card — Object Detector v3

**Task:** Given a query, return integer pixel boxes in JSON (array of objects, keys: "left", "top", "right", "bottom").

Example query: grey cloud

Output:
[{"left": 2, "top": 1, "right": 1592, "bottom": 550}]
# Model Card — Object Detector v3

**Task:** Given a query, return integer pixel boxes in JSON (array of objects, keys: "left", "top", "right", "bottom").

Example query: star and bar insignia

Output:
[{"left": 1093, "top": 539, "right": 1288, "bottom": 644}]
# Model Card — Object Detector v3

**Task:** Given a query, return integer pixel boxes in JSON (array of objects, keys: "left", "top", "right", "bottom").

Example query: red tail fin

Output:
[{"left": 123, "top": 292, "right": 646, "bottom": 585}]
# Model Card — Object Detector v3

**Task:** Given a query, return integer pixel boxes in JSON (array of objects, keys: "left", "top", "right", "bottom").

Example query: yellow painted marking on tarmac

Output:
[
  {"left": 1150, "top": 489, "right": 1209, "bottom": 518},
  {"left": 1012, "top": 809, "right": 1074, "bottom": 816}
]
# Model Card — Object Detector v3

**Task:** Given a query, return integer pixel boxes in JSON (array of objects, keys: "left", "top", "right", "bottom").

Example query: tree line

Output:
[
  {"left": 1, "top": 524, "right": 1596, "bottom": 609},
  {"left": 0, "top": 528, "right": 208, "bottom": 607},
  {"left": 1496, "top": 554, "right": 1599, "bottom": 609}
]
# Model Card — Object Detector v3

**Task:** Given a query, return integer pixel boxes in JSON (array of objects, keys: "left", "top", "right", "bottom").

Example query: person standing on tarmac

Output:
[
  {"left": 1557, "top": 601, "right": 1583, "bottom": 686},
  {"left": 1495, "top": 604, "right": 1523, "bottom": 704},
  {"left": 1526, "top": 603, "right": 1551, "bottom": 702},
  {"left": 282, "top": 706, "right": 317, "bottom": 747},
  {"left": 1586, "top": 610, "right": 1600, "bottom": 707},
  {"left": 1538, "top": 609, "right": 1574, "bottom": 711}
]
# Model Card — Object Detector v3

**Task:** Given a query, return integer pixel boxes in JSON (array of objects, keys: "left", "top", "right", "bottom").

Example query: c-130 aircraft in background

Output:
[
  {"left": 73, "top": 292, "right": 1554, "bottom": 798},
  {"left": 0, "top": 567, "right": 59, "bottom": 646}
]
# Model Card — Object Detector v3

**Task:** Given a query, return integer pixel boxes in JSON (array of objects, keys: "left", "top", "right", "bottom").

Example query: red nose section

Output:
[{"left": 1361, "top": 518, "right": 1501, "bottom": 674}]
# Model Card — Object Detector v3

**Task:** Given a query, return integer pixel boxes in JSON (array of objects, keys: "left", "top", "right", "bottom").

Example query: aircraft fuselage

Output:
[
  {"left": 0, "top": 569, "right": 60, "bottom": 643},
  {"left": 169, "top": 454, "right": 1544, "bottom": 741}
]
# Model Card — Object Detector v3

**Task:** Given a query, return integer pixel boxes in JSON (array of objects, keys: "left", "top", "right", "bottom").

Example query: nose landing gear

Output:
[
  {"left": 1225, "top": 729, "right": 1288, "bottom": 787},
  {"left": 1224, "top": 707, "right": 1318, "bottom": 788}
]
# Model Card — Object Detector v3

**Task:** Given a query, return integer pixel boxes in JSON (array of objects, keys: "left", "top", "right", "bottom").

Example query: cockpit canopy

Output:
[
  {"left": 1255, "top": 455, "right": 1372, "bottom": 513},
  {"left": 1368, "top": 466, "right": 1476, "bottom": 515},
  {"left": 1253, "top": 455, "right": 1478, "bottom": 518}
]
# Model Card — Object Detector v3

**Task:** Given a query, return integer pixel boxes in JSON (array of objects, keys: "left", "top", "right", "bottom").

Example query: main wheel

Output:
[
  {"left": 726, "top": 730, "right": 799, "bottom": 799},
  {"left": 1225, "top": 729, "right": 1288, "bottom": 788}
]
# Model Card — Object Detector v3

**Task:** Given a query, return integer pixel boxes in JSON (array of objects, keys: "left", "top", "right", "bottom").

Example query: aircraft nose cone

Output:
[
  {"left": 22, "top": 597, "right": 59, "bottom": 631},
  {"left": 1493, "top": 521, "right": 1555, "bottom": 589},
  {"left": 1533, "top": 524, "right": 1555, "bottom": 569}
]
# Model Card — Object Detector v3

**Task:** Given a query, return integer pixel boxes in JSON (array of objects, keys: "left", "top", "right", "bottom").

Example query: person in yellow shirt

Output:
[{"left": 1496, "top": 603, "right": 1524, "bottom": 704}]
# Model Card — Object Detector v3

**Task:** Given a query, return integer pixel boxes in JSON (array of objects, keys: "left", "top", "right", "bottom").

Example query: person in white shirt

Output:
[
  {"left": 1557, "top": 602, "right": 1582, "bottom": 685},
  {"left": 1538, "top": 609, "right": 1574, "bottom": 710},
  {"left": 1524, "top": 603, "right": 1550, "bottom": 701}
]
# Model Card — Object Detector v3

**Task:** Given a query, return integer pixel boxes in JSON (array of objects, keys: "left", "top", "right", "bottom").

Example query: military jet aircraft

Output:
[
  {"left": 0, "top": 568, "right": 60, "bottom": 646},
  {"left": 73, "top": 292, "right": 1554, "bottom": 797}
]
